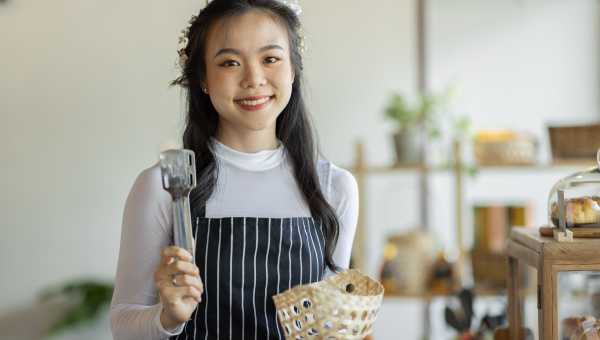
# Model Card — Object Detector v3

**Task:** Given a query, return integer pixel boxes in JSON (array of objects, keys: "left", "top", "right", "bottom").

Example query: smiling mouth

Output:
[{"left": 234, "top": 96, "right": 274, "bottom": 106}]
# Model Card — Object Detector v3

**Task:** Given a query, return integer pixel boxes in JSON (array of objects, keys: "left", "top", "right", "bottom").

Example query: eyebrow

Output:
[
  {"left": 259, "top": 44, "right": 284, "bottom": 53},
  {"left": 213, "top": 44, "right": 285, "bottom": 59}
]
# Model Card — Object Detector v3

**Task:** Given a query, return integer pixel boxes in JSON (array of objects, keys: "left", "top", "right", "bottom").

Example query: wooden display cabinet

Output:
[{"left": 495, "top": 227, "right": 600, "bottom": 340}]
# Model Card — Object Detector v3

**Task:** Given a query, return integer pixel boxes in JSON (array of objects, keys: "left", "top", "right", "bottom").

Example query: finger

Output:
[
  {"left": 155, "top": 262, "right": 199, "bottom": 288},
  {"left": 160, "top": 246, "right": 193, "bottom": 265},
  {"left": 161, "top": 286, "right": 201, "bottom": 304},
  {"left": 162, "top": 260, "right": 200, "bottom": 278},
  {"left": 163, "top": 285, "right": 202, "bottom": 303},
  {"left": 159, "top": 247, "right": 193, "bottom": 267},
  {"left": 174, "top": 274, "right": 204, "bottom": 293},
  {"left": 155, "top": 259, "right": 199, "bottom": 284}
]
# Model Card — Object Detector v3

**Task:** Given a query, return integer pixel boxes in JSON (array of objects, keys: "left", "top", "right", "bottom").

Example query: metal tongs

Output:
[{"left": 160, "top": 149, "right": 197, "bottom": 263}]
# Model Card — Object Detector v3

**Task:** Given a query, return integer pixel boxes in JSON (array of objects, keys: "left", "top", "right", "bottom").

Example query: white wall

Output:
[
  {"left": 0, "top": 0, "right": 199, "bottom": 315},
  {"left": 0, "top": 0, "right": 598, "bottom": 339},
  {"left": 429, "top": 0, "right": 600, "bottom": 164},
  {"left": 0, "top": 1, "right": 204, "bottom": 338},
  {"left": 302, "top": 0, "right": 417, "bottom": 166}
]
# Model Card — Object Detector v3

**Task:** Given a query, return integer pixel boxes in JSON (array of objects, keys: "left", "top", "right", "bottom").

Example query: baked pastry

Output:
[
  {"left": 570, "top": 319, "right": 600, "bottom": 340},
  {"left": 551, "top": 197, "right": 600, "bottom": 228},
  {"left": 563, "top": 316, "right": 598, "bottom": 339},
  {"left": 581, "top": 316, "right": 597, "bottom": 323},
  {"left": 563, "top": 317, "right": 582, "bottom": 339}
]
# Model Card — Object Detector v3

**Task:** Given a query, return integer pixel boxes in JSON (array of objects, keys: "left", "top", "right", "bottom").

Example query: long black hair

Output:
[{"left": 176, "top": 0, "right": 341, "bottom": 273}]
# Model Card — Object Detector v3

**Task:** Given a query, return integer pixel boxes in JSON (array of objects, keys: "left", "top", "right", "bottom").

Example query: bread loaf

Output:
[
  {"left": 569, "top": 319, "right": 600, "bottom": 340},
  {"left": 551, "top": 197, "right": 600, "bottom": 227}
]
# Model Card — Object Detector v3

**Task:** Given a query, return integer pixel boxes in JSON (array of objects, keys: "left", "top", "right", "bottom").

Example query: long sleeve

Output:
[
  {"left": 317, "top": 162, "right": 360, "bottom": 278},
  {"left": 109, "top": 165, "right": 185, "bottom": 340}
]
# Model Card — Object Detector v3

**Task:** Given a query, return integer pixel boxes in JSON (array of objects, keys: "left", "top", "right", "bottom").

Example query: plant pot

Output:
[{"left": 394, "top": 130, "right": 422, "bottom": 165}]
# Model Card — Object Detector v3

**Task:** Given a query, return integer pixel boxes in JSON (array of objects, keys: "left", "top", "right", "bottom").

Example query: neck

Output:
[{"left": 214, "top": 125, "right": 279, "bottom": 153}]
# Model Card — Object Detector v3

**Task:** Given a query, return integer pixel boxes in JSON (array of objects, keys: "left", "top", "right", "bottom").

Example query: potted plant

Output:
[
  {"left": 384, "top": 93, "right": 434, "bottom": 164},
  {"left": 384, "top": 86, "right": 472, "bottom": 167},
  {"left": 40, "top": 279, "right": 114, "bottom": 335}
]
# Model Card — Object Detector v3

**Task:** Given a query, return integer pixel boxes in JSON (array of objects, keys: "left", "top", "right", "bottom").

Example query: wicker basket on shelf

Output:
[
  {"left": 387, "top": 232, "right": 437, "bottom": 294},
  {"left": 548, "top": 124, "right": 600, "bottom": 160},
  {"left": 471, "top": 249, "right": 506, "bottom": 288},
  {"left": 272, "top": 269, "right": 384, "bottom": 340},
  {"left": 474, "top": 136, "right": 536, "bottom": 166}
]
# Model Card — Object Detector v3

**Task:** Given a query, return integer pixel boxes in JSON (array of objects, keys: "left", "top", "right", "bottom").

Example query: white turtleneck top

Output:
[{"left": 109, "top": 140, "right": 359, "bottom": 340}]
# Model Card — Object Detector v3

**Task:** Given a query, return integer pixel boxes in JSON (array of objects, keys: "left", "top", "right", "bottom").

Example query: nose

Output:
[{"left": 240, "top": 62, "right": 266, "bottom": 89}]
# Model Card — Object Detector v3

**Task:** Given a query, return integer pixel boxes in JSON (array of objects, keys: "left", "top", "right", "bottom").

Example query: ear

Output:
[
  {"left": 291, "top": 70, "right": 295, "bottom": 82},
  {"left": 201, "top": 80, "right": 209, "bottom": 94}
]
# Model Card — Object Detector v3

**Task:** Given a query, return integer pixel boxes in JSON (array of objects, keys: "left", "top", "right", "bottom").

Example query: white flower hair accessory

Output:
[
  {"left": 282, "top": 1, "right": 302, "bottom": 16},
  {"left": 281, "top": 0, "right": 307, "bottom": 53},
  {"left": 171, "top": 0, "right": 306, "bottom": 86}
]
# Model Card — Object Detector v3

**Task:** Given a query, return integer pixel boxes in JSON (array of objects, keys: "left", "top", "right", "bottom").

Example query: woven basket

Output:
[
  {"left": 272, "top": 269, "right": 384, "bottom": 340},
  {"left": 474, "top": 137, "right": 536, "bottom": 166},
  {"left": 471, "top": 249, "right": 506, "bottom": 288},
  {"left": 387, "top": 232, "right": 437, "bottom": 294},
  {"left": 549, "top": 124, "right": 600, "bottom": 160}
]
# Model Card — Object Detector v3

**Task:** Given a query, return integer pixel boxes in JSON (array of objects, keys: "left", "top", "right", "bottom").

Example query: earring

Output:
[{"left": 204, "top": 89, "right": 208, "bottom": 92}]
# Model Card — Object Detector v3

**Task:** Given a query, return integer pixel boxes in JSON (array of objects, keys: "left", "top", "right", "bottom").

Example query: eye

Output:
[
  {"left": 219, "top": 60, "right": 240, "bottom": 67},
  {"left": 264, "top": 56, "right": 282, "bottom": 64}
]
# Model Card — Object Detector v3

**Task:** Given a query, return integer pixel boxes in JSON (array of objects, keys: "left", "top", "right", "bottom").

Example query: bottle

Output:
[
  {"left": 432, "top": 251, "right": 453, "bottom": 295},
  {"left": 380, "top": 243, "right": 400, "bottom": 293}
]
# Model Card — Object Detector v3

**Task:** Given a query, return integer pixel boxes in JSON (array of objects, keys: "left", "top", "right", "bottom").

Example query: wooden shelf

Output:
[
  {"left": 382, "top": 285, "right": 507, "bottom": 300},
  {"left": 355, "top": 164, "right": 429, "bottom": 174},
  {"left": 345, "top": 161, "right": 597, "bottom": 175},
  {"left": 349, "top": 140, "right": 599, "bottom": 289},
  {"left": 549, "top": 158, "right": 598, "bottom": 167}
]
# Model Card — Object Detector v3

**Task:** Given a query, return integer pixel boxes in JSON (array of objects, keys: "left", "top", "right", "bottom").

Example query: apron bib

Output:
[{"left": 169, "top": 208, "right": 326, "bottom": 340}]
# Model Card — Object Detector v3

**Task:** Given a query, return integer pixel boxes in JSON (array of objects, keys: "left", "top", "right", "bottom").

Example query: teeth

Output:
[{"left": 236, "top": 97, "right": 271, "bottom": 106}]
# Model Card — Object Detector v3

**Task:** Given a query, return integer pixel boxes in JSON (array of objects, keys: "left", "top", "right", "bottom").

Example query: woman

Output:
[{"left": 110, "top": 0, "right": 366, "bottom": 339}]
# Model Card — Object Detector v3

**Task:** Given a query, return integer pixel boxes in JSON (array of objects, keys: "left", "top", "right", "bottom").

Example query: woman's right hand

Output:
[{"left": 154, "top": 246, "right": 203, "bottom": 333}]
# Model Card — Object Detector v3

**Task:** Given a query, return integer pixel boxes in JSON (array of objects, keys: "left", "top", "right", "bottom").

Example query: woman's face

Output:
[{"left": 204, "top": 12, "right": 295, "bottom": 138}]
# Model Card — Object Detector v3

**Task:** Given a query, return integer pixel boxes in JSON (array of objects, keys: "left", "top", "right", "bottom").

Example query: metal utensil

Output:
[
  {"left": 558, "top": 189, "right": 566, "bottom": 233},
  {"left": 160, "top": 149, "right": 197, "bottom": 263}
]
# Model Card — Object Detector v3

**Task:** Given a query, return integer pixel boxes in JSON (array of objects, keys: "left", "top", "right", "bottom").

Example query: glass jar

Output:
[{"left": 547, "top": 149, "right": 600, "bottom": 228}]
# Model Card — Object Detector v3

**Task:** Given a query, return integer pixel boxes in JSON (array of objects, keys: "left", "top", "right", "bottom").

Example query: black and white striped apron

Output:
[{"left": 169, "top": 208, "right": 327, "bottom": 340}]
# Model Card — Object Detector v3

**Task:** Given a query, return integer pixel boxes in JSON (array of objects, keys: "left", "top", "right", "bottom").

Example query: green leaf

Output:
[
  {"left": 384, "top": 93, "right": 418, "bottom": 130},
  {"left": 40, "top": 280, "right": 114, "bottom": 336}
]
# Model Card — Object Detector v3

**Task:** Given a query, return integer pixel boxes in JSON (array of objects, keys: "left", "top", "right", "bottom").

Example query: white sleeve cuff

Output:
[{"left": 154, "top": 302, "right": 186, "bottom": 337}]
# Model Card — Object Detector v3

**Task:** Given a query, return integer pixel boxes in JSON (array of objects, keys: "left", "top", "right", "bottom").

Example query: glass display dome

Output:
[{"left": 548, "top": 148, "right": 600, "bottom": 228}]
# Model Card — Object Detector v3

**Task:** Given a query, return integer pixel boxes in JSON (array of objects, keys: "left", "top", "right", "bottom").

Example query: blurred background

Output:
[{"left": 1, "top": 0, "right": 599, "bottom": 339}]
